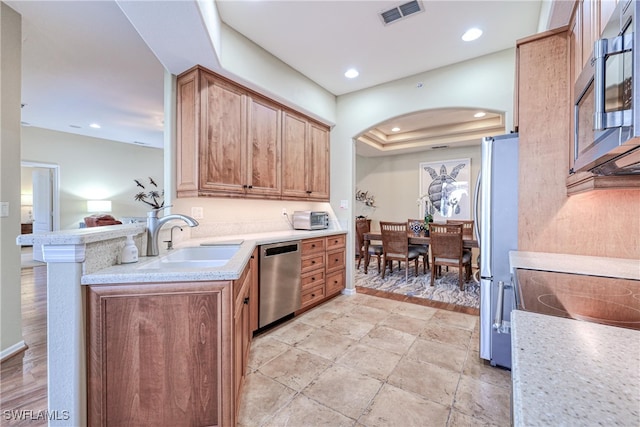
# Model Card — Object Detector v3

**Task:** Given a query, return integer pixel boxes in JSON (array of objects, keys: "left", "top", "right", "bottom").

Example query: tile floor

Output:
[{"left": 237, "top": 292, "right": 511, "bottom": 426}]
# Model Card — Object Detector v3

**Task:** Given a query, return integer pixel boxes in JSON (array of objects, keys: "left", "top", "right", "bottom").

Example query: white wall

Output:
[
  {"left": 219, "top": 24, "right": 336, "bottom": 125},
  {"left": 22, "top": 127, "right": 164, "bottom": 230},
  {"left": 0, "top": 2, "right": 24, "bottom": 358}
]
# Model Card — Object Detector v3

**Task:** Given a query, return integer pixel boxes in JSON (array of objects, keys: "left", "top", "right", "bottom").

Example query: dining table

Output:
[{"left": 362, "top": 231, "right": 479, "bottom": 274}]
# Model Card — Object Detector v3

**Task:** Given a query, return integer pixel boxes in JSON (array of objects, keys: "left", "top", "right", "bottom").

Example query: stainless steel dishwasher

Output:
[{"left": 259, "top": 241, "right": 302, "bottom": 328}]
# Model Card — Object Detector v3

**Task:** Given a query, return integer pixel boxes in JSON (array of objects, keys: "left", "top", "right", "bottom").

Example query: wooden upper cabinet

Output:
[
  {"left": 281, "top": 110, "right": 330, "bottom": 201},
  {"left": 308, "top": 121, "right": 330, "bottom": 200},
  {"left": 176, "top": 65, "right": 329, "bottom": 201},
  {"left": 281, "top": 111, "right": 308, "bottom": 198},
  {"left": 200, "top": 72, "right": 248, "bottom": 195},
  {"left": 569, "top": 0, "right": 620, "bottom": 85},
  {"left": 246, "top": 95, "right": 282, "bottom": 197},
  {"left": 176, "top": 68, "right": 199, "bottom": 197}
]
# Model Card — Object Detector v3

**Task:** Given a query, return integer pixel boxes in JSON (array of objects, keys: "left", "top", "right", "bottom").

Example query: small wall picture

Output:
[{"left": 419, "top": 158, "right": 471, "bottom": 221}]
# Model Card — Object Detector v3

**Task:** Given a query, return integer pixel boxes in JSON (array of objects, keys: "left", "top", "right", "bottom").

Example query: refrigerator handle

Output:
[
  {"left": 473, "top": 170, "right": 481, "bottom": 245},
  {"left": 493, "top": 280, "right": 512, "bottom": 334}
]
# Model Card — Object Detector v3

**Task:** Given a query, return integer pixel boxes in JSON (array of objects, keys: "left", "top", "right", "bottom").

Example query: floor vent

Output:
[{"left": 379, "top": 0, "right": 424, "bottom": 25}]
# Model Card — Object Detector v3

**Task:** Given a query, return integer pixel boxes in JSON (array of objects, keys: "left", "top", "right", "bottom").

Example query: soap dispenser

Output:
[{"left": 121, "top": 235, "right": 139, "bottom": 264}]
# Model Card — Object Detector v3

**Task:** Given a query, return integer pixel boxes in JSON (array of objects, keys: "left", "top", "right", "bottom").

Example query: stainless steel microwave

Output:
[{"left": 573, "top": 0, "right": 640, "bottom": 175}]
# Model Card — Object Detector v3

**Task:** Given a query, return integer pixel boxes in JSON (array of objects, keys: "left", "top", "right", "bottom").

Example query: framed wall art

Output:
[{"left": 419, "top": 158, "right": 471, "bottom": 221}]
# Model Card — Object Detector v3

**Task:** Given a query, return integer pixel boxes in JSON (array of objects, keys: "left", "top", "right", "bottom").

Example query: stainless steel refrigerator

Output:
[{"left": 474, "top": 133, "right": 518, "bottom": 369}]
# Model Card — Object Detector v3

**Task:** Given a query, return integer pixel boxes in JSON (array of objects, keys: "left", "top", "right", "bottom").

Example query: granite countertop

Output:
[
  {"left": 81, "top": 228, "right": 346, "bottom": 285},
  {"left": 511, "top": 310, "right": 640, "bottom": 426},
  {"left": 509, "top": 251, "right": 640, "bottom": 280}
]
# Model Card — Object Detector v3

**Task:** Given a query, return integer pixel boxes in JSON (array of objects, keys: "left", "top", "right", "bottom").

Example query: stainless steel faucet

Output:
[
  {"left": 164, "top": 226, "right": 183, "bottom": 250},
  {"left": 146, "top": 209, "right": 199, "bottom": 256}
]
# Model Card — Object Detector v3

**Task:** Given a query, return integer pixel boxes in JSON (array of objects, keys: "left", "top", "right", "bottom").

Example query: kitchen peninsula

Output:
[{"left": 17, "top": 223, "right": 346, "bottom": 426}]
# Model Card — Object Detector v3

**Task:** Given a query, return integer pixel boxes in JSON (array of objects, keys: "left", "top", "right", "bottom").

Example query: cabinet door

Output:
[
  {"left": 87, "top": 281, "right": 233, "bottom": 427},
  {"left": 200, "top": 72, "right": 247, "bottom": 194},
  {"left": 282, "top": 110, "right": 309, "bottom": 198},
  {"left": 176, "top": 68, "right": 199, "bottom": 197},
  {"left": 307, "top": 122, "right": 330, "bottom": 200},
  {"left": 234, "top": 269, "right": 251, "bottom": 412},
  {"left": 247, "top": 96, "right": 281, "bottom": 197}
]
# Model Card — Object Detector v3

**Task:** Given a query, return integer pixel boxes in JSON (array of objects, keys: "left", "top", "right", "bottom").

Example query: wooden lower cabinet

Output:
[
  {"left": 233, "top": 249, "right": 256, "bottom": 413},
  {"left": 298, "top": 234, "right": 346, "bottom": 312},
  {"left": 87, "top": 257, "right": 256, "bottom": 427}
]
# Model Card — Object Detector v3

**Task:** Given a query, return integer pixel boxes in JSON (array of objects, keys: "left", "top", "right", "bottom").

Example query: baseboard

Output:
[
  {"left": 0, "top": 340, "right": 28, "bottom": 362},
  {"left": 341, "top": 287, "right": 356, "bottom": 296}
]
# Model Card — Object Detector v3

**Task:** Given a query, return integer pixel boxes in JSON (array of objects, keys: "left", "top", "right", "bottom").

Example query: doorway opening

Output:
[{"left": 20, "top": 161, "right": 60, "bottom": 261}]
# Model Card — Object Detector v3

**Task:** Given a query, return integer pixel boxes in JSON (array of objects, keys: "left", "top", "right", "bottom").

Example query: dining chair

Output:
[
  {"left": 446, "top": 219, "right": 474, "bottom": 239},
  {"left": 407, "top": 219, "right": 429, "bottom": 273},
  {"left": 428, "top": 223, "right": 472, "bottom": 290},
  {"left": 380, "top": 221, "right": 420, "bottom": 282},
  {"left": 356, "top": 218, "right": 383, "bottom": 272},
  {"left": 446, "top": 219, "right": 475, "bottom": 263}
]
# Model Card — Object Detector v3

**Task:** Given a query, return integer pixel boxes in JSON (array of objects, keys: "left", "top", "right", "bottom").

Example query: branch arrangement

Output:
[{"left": 133, "top": 177, "right": 164, "bottom": 209}]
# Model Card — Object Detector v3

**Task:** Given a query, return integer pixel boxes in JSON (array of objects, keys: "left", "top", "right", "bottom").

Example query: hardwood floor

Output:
[
  {"left": 355, "top": 286, "right": 479, "bottom": 316},
  {"left": 1, "top": 266, "right": 47, "bottom": 426}
]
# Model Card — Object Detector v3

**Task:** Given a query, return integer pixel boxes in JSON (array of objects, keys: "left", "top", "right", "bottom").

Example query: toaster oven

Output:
[{"left": 292, "top": 211, "right": 329, "bottom": 230}]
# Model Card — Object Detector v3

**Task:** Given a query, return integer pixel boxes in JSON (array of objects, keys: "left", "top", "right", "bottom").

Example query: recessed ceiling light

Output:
[
  {"left": 474, "top": 112, "right": 486, "bottom": 118},
  {"left": 462, "top": 28, "right": 483, "bottom": 42},
  {"left": 391, "top": 127, "right": 401, "bottom": 132},
  {"left": 89, "top": 123, "right": 101, "bottom": 129},
  {"left": 344, "top": 68, "right": 359, "bottom": 79}
]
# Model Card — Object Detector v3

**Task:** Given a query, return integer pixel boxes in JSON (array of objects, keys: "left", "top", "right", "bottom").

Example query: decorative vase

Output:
[{"left": 409, "top": 221, "right": 422, "bottom": 236}]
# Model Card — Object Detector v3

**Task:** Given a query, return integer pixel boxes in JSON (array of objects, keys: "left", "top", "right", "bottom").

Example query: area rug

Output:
[{"left": 354, "top": 260, "right": 480, "bottom": 309}]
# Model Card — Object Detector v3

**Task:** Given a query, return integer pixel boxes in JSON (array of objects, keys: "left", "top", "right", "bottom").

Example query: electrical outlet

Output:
[
  {"left": 281, "top": 208, "right": 287, "bottom": 216},
  {"left": 0, "top": 202, "right": 8, "bottom": 218},
  {"left": 191, "top": 207, "right": 204, "bottom": 219}
]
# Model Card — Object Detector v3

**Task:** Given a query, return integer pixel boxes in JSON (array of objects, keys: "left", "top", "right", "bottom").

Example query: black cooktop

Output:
[{"left": 514, "top": 269, "right": 640, "bottom": 331}]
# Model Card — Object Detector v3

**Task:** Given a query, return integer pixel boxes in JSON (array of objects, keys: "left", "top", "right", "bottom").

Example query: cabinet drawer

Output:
[
  {"left": 301, "top": 253, "right": 325, "bottom": 273},
  {"left": 326, "top": 270, "right": 344, "bottom": 296},
  {"left": 301, "top": 270, "right": 325, "bottom": 290},
  {"left": 326, "top": 234, "right": 345, "bottom": 250},
  {"left": 301, "top": 238, "right": 325, "bottom": 254},
  {"left": 301, "top": 284, "right": 325, "bottom": 307},
  {"left": 326, "top": 249, "right": 345, "bottom": 272}
]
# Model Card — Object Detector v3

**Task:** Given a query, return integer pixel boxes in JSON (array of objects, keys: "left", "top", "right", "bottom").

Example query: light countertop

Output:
[
  {"left": 509, "top": 251, "right": 639, "bottom": 280},
  {"left": 81, "top": 228, "right": 346, "bottom": 285},
  {"left": 511, "top": 310, "right": 640, "bottom": 426}
]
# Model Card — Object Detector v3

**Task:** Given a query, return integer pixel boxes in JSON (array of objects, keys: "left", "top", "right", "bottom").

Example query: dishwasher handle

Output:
[{"left": 263, "top": 242, "right": 299, "bottom": 257}]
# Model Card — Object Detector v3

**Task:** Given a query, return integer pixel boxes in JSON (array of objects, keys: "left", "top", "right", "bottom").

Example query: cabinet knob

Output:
[
  {"left": 243, "top": 297, "right": 249, "bottom": 305},
  {"left": 306, "top": 190, "right": 312, "bottom": 194}
]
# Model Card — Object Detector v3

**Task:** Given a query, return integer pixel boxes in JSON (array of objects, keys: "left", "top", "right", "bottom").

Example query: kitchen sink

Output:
[{"left": 137, "top": 244, "right": 241, "bottom": 270}]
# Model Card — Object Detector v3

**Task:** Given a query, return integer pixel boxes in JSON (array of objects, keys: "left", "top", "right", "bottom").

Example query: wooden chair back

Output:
[
  {"left": 428, "top": 222, "right": 471, "bottom": 289},
  {"left": 379, "top": 221, "right": 419, "bottom": 280},
  {"left": 446, "top": 219, "right": 474, "bottom": 239},
  {"left": 380, "top": 221, "right": 408, "bottom": 256},
  {"left": 355, "top": 218, "right": 371, "bottom": 254},
  {"left": 430, "top": 223, "right": 464, "bottom": 260}
]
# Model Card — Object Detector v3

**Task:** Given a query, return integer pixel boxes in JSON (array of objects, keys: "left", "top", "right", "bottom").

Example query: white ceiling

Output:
[{"left": 8, "top": 0, "right": 563, "bottom": 155}]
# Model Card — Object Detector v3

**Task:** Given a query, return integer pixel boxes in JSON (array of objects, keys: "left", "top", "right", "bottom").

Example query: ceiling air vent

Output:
[{"left": 379, "top": 0, "right": 424, "bottom": 25}]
